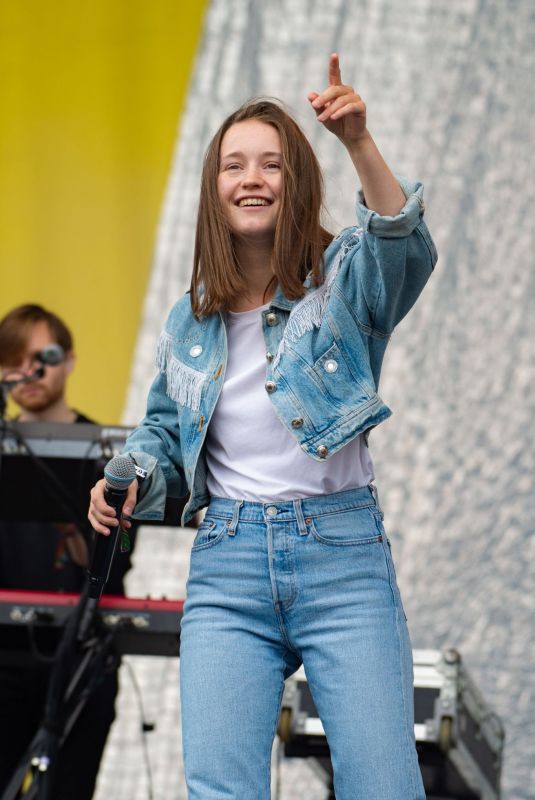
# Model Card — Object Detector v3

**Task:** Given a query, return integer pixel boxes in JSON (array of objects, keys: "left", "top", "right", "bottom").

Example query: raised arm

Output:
[{"left": 308, "top": 53, "right": 405, "bottom": 216}]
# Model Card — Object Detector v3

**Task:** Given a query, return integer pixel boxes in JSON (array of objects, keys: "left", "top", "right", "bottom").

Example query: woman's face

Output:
[{"left": 217, "top": 119, "right": 282, "bottom": 244}]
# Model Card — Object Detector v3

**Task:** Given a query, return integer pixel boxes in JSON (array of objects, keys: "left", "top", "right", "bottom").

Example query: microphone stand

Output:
[
  {"left": 0, "top": 416, "right": 124, "bottom": 800},
  {"left": 0, "top": 385, "right": 7, "bottom": 421},
  {"left": 0, "top": 370, "right": 45, "bottom": 479},
  {"left": 1, "top": 582, "right": 119, "bottom": 800}
]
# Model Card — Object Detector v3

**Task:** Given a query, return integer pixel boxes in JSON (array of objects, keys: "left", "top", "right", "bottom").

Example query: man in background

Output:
[{"left": 0, "top": 304, "right": 130, "bottom": 799}]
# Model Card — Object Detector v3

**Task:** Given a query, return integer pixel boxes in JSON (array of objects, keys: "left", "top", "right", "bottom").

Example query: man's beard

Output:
[{"left": 13, "top": 382, "right": 63, "bottom": 414}]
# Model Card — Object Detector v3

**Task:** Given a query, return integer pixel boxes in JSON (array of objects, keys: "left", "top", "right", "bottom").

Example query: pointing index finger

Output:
[{"left": 329, "top": 52, "right": 342, "bottom": 86}]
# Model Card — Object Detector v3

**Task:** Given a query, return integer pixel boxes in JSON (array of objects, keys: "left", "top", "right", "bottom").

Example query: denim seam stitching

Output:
[
  {"left": 309, "top": 519, "right": 382, "bottom": 547},
  {"left": 308, "top": 501, "right": 375, "bottom": 518},
  {"left": 267, "top": 674, "right": 287, "bottom": 792},
  {"left": 304, "top": 395, "right": 387, "bottom": 446},
  {"left": 382, "top": 540, "right": 421, "bottom": 796},
  {"left": 190, "top": 523, "right": 227, "bottom": 551},
  {"left": 266, "top": 521, "right": 300, "bottom": 652},
  {"left": 394, "top": 603, "right": 420, "bottom": 798}
]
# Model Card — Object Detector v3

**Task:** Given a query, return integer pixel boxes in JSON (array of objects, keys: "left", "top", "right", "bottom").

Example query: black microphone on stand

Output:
[
  {"left": 1, "top": 366, "right": 45, "bottom": 391},
  {"left": 1, "top": 367, "right": 45, "bottom": 419},
  {"left": 78, "top": 455, "right": 137, "bottom": 641},
  {"left": 1, "top": 346, "right": 63, "bottom": 417},
  {"left": 86, "top": 455, "right": 137, "bottom": 601},
  {"left": 37, "top": 344, "right": 65, "bottom": 366}
]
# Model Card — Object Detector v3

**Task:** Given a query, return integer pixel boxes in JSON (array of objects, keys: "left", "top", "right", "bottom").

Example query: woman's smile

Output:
[{"left": 218, "top": 119, "right": 282, "bottom": 242}]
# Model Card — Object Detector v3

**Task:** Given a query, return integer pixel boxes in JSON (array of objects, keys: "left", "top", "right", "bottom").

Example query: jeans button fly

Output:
[{"left": 266, "top": 506, "right": 278, "bottom": 517}]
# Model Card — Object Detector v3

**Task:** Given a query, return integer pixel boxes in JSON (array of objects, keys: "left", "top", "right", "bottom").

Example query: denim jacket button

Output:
[
  {"left": 190, "top": 345, "right": 203, "bottom": 357},
  {"left": 266, "top": 351, "right": 274, "bottom": 362},
  {"left": 291, "top": 417, "right": 303, "bottom": 428},
  {"left": 316, "top": 445, "right": 328, "bottom": 458},
  {"left": 324, "top": 359, "right": 338, "bottom": 373},
  {"left": 266, "top": 312, "right": 278, "bottom": 326},
  {"left": 265, "top": 381, "right": 277, "bottom": 393}
]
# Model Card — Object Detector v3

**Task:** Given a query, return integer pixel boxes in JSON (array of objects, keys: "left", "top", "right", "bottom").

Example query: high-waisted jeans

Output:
[{"left": 179, "top": 486, "right": 425, "bottom": 799}]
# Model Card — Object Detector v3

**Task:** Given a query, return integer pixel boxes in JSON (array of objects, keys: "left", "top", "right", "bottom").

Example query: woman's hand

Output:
[
  {"left": 308, "top": 53, "right": 367, "bottom": 147},
  {"left": 88, "top": 478, "right": 138, "bottom": 536},
  {"left": 309, "top": 52, "right": 405, "bottom": 216}
]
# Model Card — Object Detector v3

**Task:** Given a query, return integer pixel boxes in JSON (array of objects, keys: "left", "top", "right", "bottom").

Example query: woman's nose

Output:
[{"left": 241, "top": 166, "right": 263, "bottom": 186}]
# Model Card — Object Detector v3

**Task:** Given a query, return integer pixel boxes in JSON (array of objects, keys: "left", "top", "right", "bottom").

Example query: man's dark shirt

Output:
[{"left": 0, "top": 412, "right": 133, "bottom": 595}]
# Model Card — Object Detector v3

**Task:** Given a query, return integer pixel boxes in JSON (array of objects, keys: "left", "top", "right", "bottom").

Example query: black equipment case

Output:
[{"left": 278, "top": 648, "right": 505, "bottom": 800}]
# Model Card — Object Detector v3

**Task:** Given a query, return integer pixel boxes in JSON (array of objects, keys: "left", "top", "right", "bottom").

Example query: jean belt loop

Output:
[
  {"left": 293, "top": 499, "right": 308, "bottom": 536},
  {"left": 227, "top": 499, "right": 243, "bottom": 536}
]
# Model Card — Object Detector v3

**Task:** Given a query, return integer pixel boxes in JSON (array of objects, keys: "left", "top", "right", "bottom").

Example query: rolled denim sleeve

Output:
[
  {"left": 356, "top": 176, "right": 427, "bottom": 238},
  {"left": 346, "top": 177, "right": 438, "bottom": 335},
  {"left": 122, "top": 451, "right": 169, "bottom": 522}
]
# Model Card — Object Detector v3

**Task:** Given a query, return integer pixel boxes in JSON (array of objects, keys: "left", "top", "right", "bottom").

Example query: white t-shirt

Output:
[{"left": 205, "top": 304, "right": 374, "bottom": 502}]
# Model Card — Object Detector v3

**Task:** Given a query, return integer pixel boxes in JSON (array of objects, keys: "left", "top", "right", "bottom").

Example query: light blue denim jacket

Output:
[{"left": 125, "top": 177, "right": 437, "bottom": 524}]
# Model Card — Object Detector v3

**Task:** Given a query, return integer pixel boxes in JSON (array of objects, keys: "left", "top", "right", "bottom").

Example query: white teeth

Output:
[{"left": 238, "top": 198, "right": 269, "bottom": 207}]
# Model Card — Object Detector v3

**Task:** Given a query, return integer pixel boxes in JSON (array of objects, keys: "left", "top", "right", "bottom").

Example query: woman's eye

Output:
[
  {"left": 225, "top": 163, "right": 242, "bottom": 171},
  {"left": 265, "top": 162, "right": 281, "bottom": 170}
]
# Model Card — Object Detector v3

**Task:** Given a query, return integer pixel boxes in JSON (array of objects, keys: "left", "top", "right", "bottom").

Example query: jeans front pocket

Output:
[
  {"left": 308, "top": 505, "right": 384, "bottom": 547},
  {"left": 191, "top": 517, "right": 228, "bottom": 552}
]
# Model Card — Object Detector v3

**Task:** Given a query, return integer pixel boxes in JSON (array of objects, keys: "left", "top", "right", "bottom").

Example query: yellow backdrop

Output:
[{"left": 0, "top": 0, "right": 207, "bottom": 423}]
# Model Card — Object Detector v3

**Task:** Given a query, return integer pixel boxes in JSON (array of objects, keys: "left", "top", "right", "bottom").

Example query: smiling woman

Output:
[
  {"left": 217, "top": 120, "right": 282, "bottom": 305},
  {"left": 191, "top": 99, "right": 333, "bottom": 317},
  {"left": 89, "top": 54, "right": 437, "bottom": 800}
]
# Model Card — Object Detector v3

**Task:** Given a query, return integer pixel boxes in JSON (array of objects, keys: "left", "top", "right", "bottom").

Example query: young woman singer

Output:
[{"left": 89, "top": 54, "right": 437, "bottom": 799}]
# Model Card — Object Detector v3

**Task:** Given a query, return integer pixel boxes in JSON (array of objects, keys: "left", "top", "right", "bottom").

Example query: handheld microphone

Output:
[{"left": 87, "top": 455, "right": 137, "bottom": 601}]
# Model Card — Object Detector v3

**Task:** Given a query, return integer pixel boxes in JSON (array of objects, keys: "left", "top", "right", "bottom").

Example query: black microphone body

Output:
[
  {"left": 87, "top": 455, "right": 137, "bottom": 601},
  {"left": 87, "top": 484, "right": 128, "bottom": 600}
]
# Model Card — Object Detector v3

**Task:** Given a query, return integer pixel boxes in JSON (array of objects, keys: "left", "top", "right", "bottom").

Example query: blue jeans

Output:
[{"left": 180, "top": 486, "right": 425, "bottom": 799}]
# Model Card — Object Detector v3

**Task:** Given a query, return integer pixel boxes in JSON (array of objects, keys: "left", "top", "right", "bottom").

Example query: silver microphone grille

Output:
[
  {"left": 38, "top": 344, "right": 65, "bottom": 366},
  {"left": 104, "top": 455, "right": 137, "bottom": 490}
]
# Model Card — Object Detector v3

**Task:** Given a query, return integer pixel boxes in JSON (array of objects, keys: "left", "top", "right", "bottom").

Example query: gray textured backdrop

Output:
[{"left": 97, "top": 1, "right": 535, "bottom": 798}]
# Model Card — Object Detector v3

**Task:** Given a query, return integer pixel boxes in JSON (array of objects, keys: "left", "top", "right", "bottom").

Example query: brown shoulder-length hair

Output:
[{"left": 190, "top": 98, "right": 333, "bottom": 318}]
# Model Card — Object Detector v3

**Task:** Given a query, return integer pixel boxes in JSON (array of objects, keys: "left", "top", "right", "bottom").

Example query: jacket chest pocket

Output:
[{"left": 306, "top": 342, "right": 370, "bottom": 407}]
